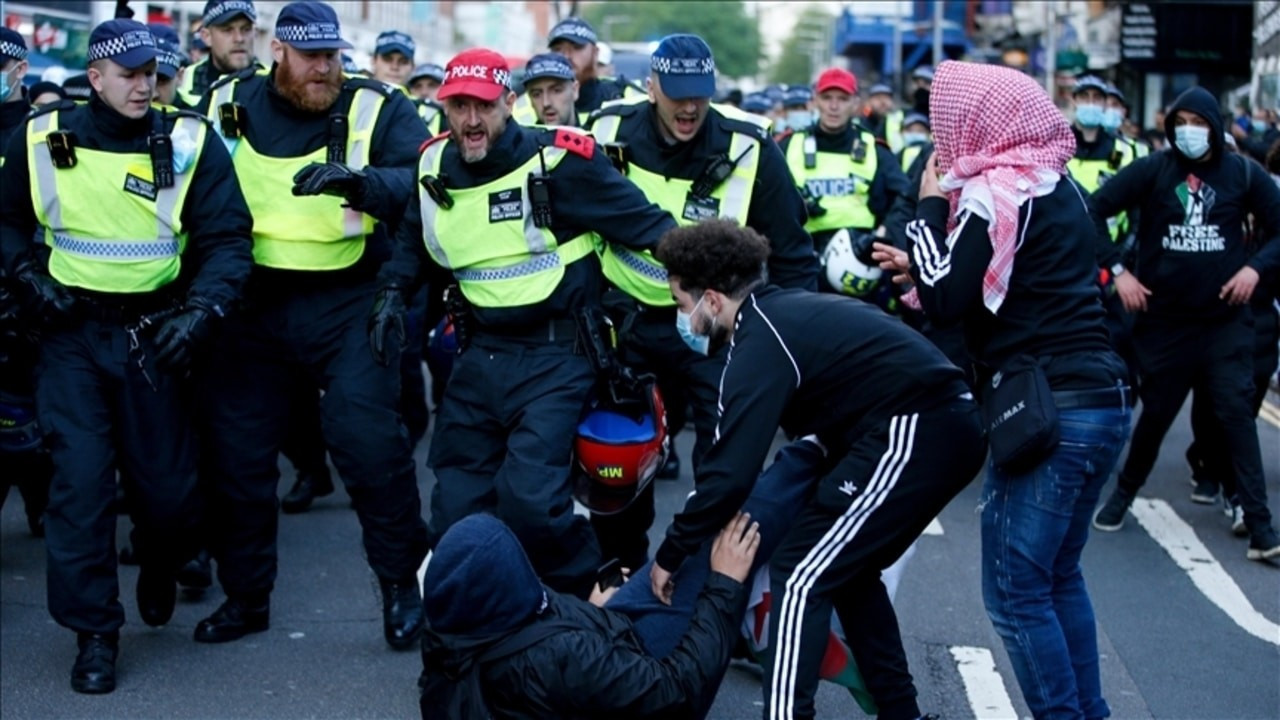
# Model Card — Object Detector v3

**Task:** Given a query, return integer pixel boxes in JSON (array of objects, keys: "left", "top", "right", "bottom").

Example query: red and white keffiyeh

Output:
[{"left": 930, "top": 61, "right": 1076, "bottom": 313}]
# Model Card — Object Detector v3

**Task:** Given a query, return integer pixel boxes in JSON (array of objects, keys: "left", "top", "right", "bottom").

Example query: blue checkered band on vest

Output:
[
  {"left": 204, "top": 0, "right": 257, "bottom": 25},
  {"left": 87, "top": 30, "right": 156, "bottom": 63},
  {"left": 0, "top": 40, "right": 26, "bottom": 61},
  {"left": 277, "top": 22, "right": 342, "bottom": 44},
  {"left": 650, "top": 56, "right": 715, "bottom": 75},
  {"left": 51, "top": 234, "right": 180, "bottom": 260}
]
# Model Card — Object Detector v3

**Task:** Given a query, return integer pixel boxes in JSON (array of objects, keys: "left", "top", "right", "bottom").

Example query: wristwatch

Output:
[{"left": 1110, "top": 263, "right": 1127, "bottom": 277}]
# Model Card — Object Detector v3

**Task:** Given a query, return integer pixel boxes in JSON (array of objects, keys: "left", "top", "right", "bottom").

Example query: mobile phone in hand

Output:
[{"left": 596, "top": 558, "right": 624, "bottom": 590}]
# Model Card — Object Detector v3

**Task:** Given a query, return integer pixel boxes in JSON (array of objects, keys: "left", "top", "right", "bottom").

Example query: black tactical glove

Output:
[
  {"left": 368, "top": 285, "right": 407, "bottom": 368},
  {"left": 14, "top": 260, "right": 77, "bottom": 325},
  {"left": 291, "top": 162, "right": 367, "bottom": 202},
  {"left": 152, "top": 300, "right": 215, "bottom": 374}
]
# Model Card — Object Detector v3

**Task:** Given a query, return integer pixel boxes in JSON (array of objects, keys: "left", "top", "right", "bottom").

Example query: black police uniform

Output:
[
  {"left": 576, "top": 75, "right": 642, "bottom": 115},
  {"left": 0, "top": 95, "right": 253, "bottom": 636},
  {"left": 192, "top": 65, "right": 431, "bottom": 635},
  {"left": 584, "top": 100, "right": 817, "bottom": 568},
  {"left": 1088, "top": 89, "right": 1280, "bottom": 549},
  {"left": 655, "top": 287, "right": 981, "bottom": 720},
  {"left": 379, "top": 120, "right": 677, "bottom": 598}
]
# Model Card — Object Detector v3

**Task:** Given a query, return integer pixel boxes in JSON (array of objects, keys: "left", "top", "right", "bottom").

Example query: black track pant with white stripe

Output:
[{"left": 764, "top": 400, "right": 986, "bottom": 720}]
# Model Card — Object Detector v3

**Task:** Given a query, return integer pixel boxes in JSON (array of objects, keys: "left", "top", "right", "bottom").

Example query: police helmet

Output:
[
  {"left": 0, "top": 390, "right": 42, "bottom": 454},
  {"left": 572, "top": 378, "right": 668, "bottom": 516},
  {"left": 822, "top": 228, "right": 883, "bottom": 297}
]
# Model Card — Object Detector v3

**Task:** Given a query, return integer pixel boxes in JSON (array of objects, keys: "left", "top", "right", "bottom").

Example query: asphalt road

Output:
[{"left": 2, "top": 394, "right": 1278, "bottom": 719}]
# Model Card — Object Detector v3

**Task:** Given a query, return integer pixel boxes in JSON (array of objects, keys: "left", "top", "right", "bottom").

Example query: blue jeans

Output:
[{"left": 981, "top": 406, "right": 1131, "bottom": 720}]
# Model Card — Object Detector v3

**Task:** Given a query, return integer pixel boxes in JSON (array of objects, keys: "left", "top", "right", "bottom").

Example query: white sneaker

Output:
[{"left": 1231, "top": 505, "right": 1247, "bottom": 537}]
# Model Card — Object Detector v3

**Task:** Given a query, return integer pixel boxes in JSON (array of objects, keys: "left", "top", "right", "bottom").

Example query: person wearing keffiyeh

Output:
[{"left": 884, "top": 60, "right": 1133, "bottom": 720}]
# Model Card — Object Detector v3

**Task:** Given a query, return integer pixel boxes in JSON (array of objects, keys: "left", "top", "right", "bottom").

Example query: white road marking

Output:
[
  {"left": 1129, "top": 498, "right": 1280, "bottom": 646},
  {"left": 1258, "top": 400, "right": 1280, "bottom": 430},
  {"left": 417, "top": 551, "right": 431, "bottom": 596},
  {"left": 949, "top": 645, "right": 1018, "bottom": 720},
  {"left": 923, "top": 517, "right": 944, "bottom": 536}
]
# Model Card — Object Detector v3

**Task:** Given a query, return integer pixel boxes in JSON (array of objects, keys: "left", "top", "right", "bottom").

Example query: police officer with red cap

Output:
[
  {"left": 0, "top": 17, "right": 252, "bottom": 693},
  {"left": 373, "top": 47, "right": 677, "bottom": 598},
  {"left": 192, "top": 1, "right": 431, "bottom": 650}
]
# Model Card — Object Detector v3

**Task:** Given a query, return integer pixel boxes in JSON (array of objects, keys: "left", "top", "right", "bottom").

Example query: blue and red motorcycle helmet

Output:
[{"left": 572, "top": 380, "right": 669, "bottom": 516}]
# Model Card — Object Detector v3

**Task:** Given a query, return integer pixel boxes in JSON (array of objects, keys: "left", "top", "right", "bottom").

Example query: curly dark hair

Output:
[
  {"left": 1266, "top": 137, "right": 1280, "bottom": 176},
  {"left": 655, "top": 219, "right": 770, "bottom": 298}
]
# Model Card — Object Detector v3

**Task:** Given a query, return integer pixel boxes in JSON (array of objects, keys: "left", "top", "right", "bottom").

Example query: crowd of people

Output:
[{"left": 0, "top": 3, "right": 1278, "bottom": 719}]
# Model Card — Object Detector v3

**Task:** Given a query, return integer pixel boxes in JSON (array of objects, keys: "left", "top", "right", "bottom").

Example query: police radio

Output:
[
  {"left": 148, "top": 131, "right": 175, "bottom": 189},
  {"left": 602, "top": 142, "right": 630, "bottom": 175},
  {"left": 528, "top": 148, "right": 555, "bottom": 228},
  {"left": 803, "top": 135, "right": 817, "bottom": 169},
  {"left": 1107, "top": 149, "right": 1123, "bottom": 171},
  {"left": 850, "top": 137, "right": 867, "bottom": 164},
  {"left": 327, "top": 114, "right": 348, "bottom": 164},
  {"left": 420, "top": 175, "right": 454, "bottom": 209}
]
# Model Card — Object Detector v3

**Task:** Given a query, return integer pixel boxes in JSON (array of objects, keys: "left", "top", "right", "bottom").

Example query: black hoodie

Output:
[{"left": 1087, "top": 87, "right": 1280, "bottom": 320}]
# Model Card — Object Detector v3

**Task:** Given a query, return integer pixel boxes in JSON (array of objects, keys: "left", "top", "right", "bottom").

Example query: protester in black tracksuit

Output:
[
  {"left": 1089, "top": 87, "right": 1280, "bottom": 559},
  {"left": 649, "top": 220, "right": 984, "bottom": 720},
  {"left": 419, "top": 513, "right": 751, "bottom": 720}
]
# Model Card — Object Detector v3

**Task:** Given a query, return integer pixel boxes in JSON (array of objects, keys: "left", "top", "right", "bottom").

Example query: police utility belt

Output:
[{"left": 598, "top": 141, "right": 752, "bottom": 223}]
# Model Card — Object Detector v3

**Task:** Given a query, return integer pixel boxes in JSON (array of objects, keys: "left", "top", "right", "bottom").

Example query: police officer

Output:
[
  {"left": 1103, "top": 84, "right": 1148, "bottom": 157},
  {"left": 586, "top": 34, "right": 816, "bottom": 569},
  {"left": 191, "top": 1, "right": 431, "bottom": 648},
  {"left": 516, "top": 17, "right": 643, "bottom": 124},
  {"left": 863, "top": 82, "right": 903, "bottom": 153},
  {"left": 908, "top": 65, "right": 933, "bottom": 115},
  {"left": 370, "top": 30, "right": 416, "bottom": 90},
  {"left": 898, "top": 112, "right": 931, "bottom": 173},
  {"left": 176, "top": 0, "right": 260, "bottom": 107},
  {"left": 741, "top": 91, "right": 774, "bottom": 125},
  {"left": 0, "top": 28, "right": 29, "bottom": 151},
  {"left": 0, "top": 19, "right": 252, "bottom": 693},
  {"left": 152, "top": 38, "right": 187, "bottom": 108},
  {"left": 778, "top": 68, "right": 909, "bottom": 261},
  {"left": 372, "top": 47, "right": 677, "bottom": 598},
  {"left": 408, "top": 62, "right": 446, "bottom": 133},
  {"left": 521, "top": 52, "right": 580, "bottom": 127},
  {"left": 779, "top": 85, "right": 813, "bottom": 137}
]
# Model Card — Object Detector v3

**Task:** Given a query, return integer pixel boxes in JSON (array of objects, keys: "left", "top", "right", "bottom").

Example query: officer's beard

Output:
[{"left": 276, "top": 54, "right": 343, "bottom": 114}]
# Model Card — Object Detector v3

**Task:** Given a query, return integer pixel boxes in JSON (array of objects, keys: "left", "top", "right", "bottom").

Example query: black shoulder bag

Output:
[{"left": 980, "top": 354, "right": 1060, "bottom": 474}]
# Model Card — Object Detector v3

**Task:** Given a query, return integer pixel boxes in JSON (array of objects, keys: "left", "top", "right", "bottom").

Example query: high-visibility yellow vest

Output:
[
  {"left": 900, "top": 143, "right": 924, "bottom": 174},
  {"left": 417, "top": 98, "right": 445, "bottom": 135},
  {"left": 417, "top": 130, "right": 596, "bottom": 308},
  {"left": 784, "top": 128, "right": 879, "bottom": 233},
  {"left": 207, "top": 73, "right": 385, "bottom": 270},
  {"left": 884, "top": 109, "right": 904, "bottom": 153},
  {"left": 175, "top": 57, "right": 208, "bottom": 107},
  {"left": 26, "top": 108, "right": 206, "bottom": 293},
  {"left": 1068, "top": 134, "right": 1135, "bottom": 241},
  {"left": 590, "top": 101, "right": 766, "bottom": 307}
]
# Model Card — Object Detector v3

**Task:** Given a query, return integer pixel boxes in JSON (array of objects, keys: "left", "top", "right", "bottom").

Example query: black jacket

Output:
[
  {"left": 576, "top": 76, "right": 642, "bottom": 116},
  {"left": 195, "top": 66, "right": 428, "bottom": 289},
  {"left": 422, "top": 574, "right": 746, "bottom": 719},
  {"left": 379, "top": 121, "right": 676, "bottom": 329},
  {"left": 777, "top": 123, "right": 911, "bottom": 237},
  {"left": 1088, "top": 87, "right": 1280, "bottom": 320},
  {"left": 909, "top": 179, "right": 1126, "bottom": 391},
  {"left": 0, "top": 89, "right": 30, "bottom": 156},
  {"left": 586, "top": 103, "right": 820, "bottom": 291},
  {"left": 655, "top": 286, "right": 968, "bottom": 571},
  {"left": 0, "top": 96, "right": 253, "bottom": 312}
]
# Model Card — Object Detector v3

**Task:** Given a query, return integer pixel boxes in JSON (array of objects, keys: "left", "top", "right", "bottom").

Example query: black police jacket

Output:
[
  {"left": 381, "top": 120, "right": 676, "bottom": 330},
  {"left": 421, "top": 573, "right": 747, "bottom": 720},
  {"left": 0, "top": 95, "right": 253, "bottom": 312}
]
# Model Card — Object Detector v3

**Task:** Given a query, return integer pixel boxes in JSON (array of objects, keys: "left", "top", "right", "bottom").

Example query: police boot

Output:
[
  {"left": 379, "top": 577, "right": 423, "bottom": 650},
  {"left": 136, "top": 566, "right": 177, "bottom": 627},
  {"left": 176, "top": 549, "right": 213, "bottom": 596},
  {"left": 193, "top": 594, "right": 270, "bottom": 643},
  {"left": 280, "top": 467, "right": 335, "bottom": 514},
  {"left": 71, "top": 632, "right": 118, "bottom": 694}
]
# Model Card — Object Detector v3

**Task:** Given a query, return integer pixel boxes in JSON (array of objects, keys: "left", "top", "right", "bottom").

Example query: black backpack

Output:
[{"left": 419, "top": 620, "right": 579, "bottom": 720}]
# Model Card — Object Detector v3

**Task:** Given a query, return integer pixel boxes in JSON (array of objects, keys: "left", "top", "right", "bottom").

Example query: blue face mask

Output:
[
  {"left": 1174, "top": 125, "right": 1210, "bottom": 160},
  {"left": 1075, "top": 103, "right": 1104, "bottom": 128},
  {"left": 0, "top": 67, "right": 17, "bottom": 103},
  {"left": 1252, "top": 119, "right": 1269, "bottom": 134},
  {"left": 902, "top": 131, "right": 928, "bottom": 146},
  {"left": 675, "top": 294, "right": 711, "bottom": 356},
  {"left": 785, "top": 110, "right": 812, "bottom": 131},
  {"left": 1101, "top": 107, "right": 1124, "bottom": 132}
]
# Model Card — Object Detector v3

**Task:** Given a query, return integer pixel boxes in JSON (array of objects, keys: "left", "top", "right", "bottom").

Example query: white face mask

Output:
[
  {"left": 675, "top": 294, "right": 712, "bottom": 356},
  {"left": 1174, "top": 125, "right": 1211, "bottom": 160},
  {"left": 785, "top": 109, "right": 812, "bottom": 131}
]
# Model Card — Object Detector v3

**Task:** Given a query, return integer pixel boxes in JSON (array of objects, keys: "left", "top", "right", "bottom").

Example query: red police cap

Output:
[
  {"left": 438, "top": 48, "right": 511, "bottom": 102},
  {"left": 815, "top": 68, "right": 857, "bottom": 96}
]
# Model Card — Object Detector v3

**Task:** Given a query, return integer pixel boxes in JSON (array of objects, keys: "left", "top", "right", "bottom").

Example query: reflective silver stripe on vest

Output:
[
  {"left": 719, "top": 132, "right": 756, "bottom": 222},
  {"left": 611, "top": 245, "right": 667, "bottom": 282},
  {"left": 30, "top": 112, "right": 63, "bottom": 230},
  {"left": 419, "top": 140, "right": 452, "bottom": 268},
  {"left": 49, "top": 233, "right": 179, "bottom": 259},
  {"left": 591, "top": 114, "right": 621, "bottom": 143},
  {"left": 155, "top": 116, "right": 202, "bottom": 235},
  {"left": 347, "top": 88, "right": 381, "bottom": 168}
]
